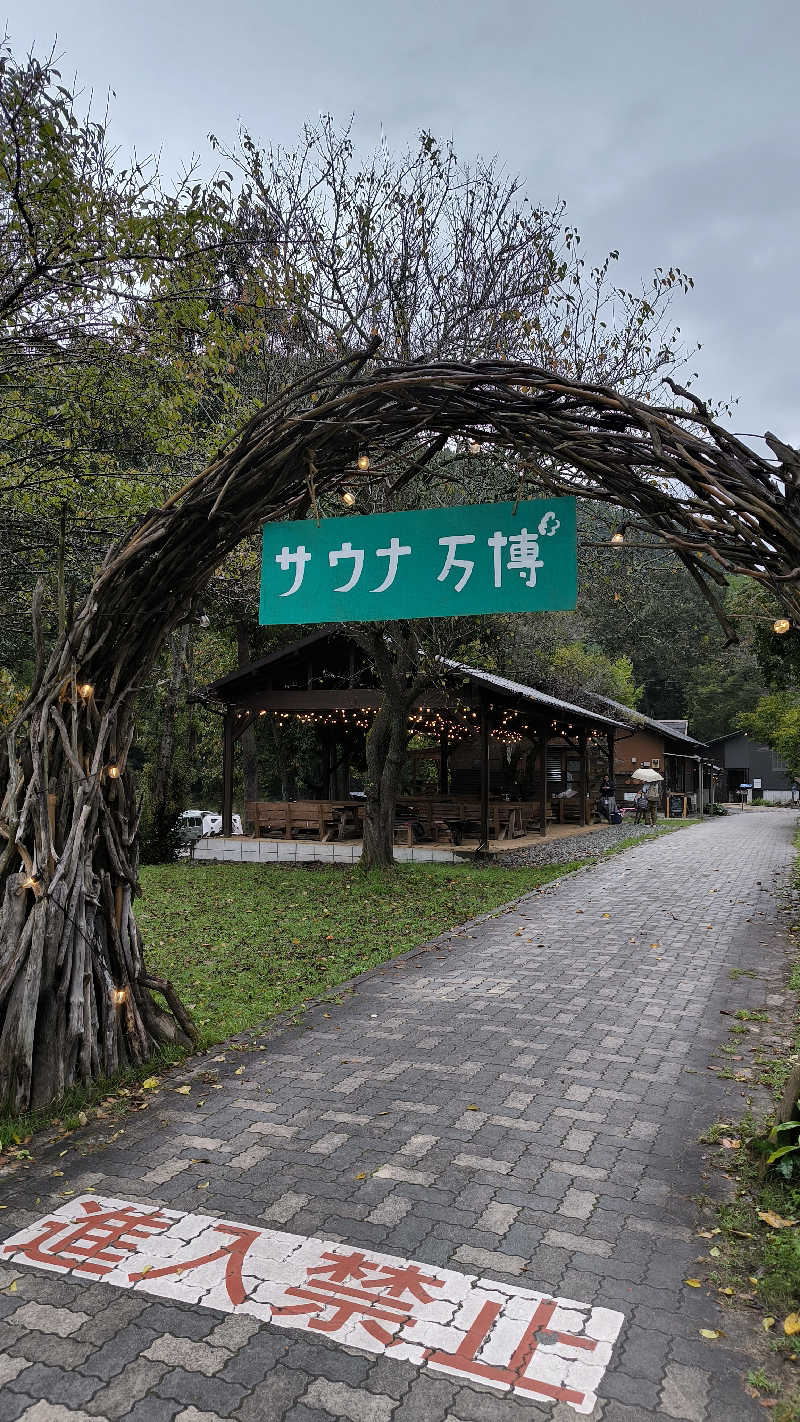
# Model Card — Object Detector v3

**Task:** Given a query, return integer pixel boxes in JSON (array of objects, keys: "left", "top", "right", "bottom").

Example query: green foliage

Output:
[
  {"left": 0, "top": 667, "right": 26, "bottom": 727},
  {"left": 738, "top": 692, "right": 800, "bottom": 780}
]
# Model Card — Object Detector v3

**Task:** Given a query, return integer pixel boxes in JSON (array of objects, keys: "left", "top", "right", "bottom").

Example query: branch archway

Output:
[{"left": 3, "top": 344, "right": 798, "bottom": 1111}]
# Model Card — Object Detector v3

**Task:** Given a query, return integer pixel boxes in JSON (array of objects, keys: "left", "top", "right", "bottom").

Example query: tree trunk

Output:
[
  {"left": 361, "top": 693, "right": 416, "bottom": 870},
  {"left": 236, "top": 623, "right": 259, "bottom": 804}
]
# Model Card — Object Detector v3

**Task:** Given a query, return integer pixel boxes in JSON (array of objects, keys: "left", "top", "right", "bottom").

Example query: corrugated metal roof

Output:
[
  {"left": 583, "top": 691, "right": 707, "bottom": 748},
  {"left": 440, "top": 660, "right": 629, "bottom": 730}
]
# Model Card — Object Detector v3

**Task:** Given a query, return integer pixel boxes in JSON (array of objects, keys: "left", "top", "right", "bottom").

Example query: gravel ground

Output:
[{"left": 493, "top": 816, "right": 698, "bottom": 867}]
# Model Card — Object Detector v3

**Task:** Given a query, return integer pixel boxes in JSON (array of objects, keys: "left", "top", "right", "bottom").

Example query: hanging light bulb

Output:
[
  {"left": 773, "top": 617, "right": 791, "bottom": 635},
  {"left": 468, "top": 440, "right": 481, "bottom": 455},
  {"left": 357, "top": 452, "right": 370, "bottom": 471},
  {"left": 106, "top": 764, "right": 121, "bottom": 779},
  {"left": 78, "top": 682, "right": 94, "bottom": 699},
  {"left": 111, "top": 986, "right": 127, "bottom": 1007},
  {"left": 341, "top": 488, "right": 357, "bottom": 507},
  {"left": 610, "top": 530, "right": 625, "bottom": 545}
]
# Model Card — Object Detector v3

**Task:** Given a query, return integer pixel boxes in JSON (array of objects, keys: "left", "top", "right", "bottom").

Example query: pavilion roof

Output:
[{"left": 208, "top": 630, "right": 628, "bottom": 732}]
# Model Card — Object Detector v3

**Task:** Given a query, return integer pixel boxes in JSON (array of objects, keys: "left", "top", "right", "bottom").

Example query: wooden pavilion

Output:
[{"left": 207, "top": 631, "right": 627, "bottom": 851}]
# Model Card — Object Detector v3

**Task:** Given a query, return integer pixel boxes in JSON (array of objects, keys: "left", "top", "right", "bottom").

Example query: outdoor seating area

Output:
[{"left": 209, "top": 630, "right": 628, "bottom": 853}]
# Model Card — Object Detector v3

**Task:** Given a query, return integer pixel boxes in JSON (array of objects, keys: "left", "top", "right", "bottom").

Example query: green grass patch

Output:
[
  {"left": 697, "top": 825, "right": 800, "bottom": 1397},
  {"left": 136, "top": 858, "right": 579, "bottom": 1046}
]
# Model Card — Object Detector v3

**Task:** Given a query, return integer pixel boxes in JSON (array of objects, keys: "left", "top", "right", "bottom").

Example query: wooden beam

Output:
[
  {"left": 439, "top": 726, "right": 449, "bottom": 794},
  {"left": 478, "top": 695, "right": 490, "bottom": 852},
  {"left": 221, "top": 689, "right": 456, "bottom": 713},
  {"left": 222, "top": 712, "right": 234, "bottom": 835},
  {"left": 538, "top": 734, "right": 548, "bottom": 836},
  {"left": 579, "top": 727, "right": 588, "bottom": 826}
]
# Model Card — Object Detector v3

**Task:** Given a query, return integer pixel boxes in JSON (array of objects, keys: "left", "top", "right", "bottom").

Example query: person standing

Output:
[{"left": 645, "top": 778, "right": 661, "bottom": 826}]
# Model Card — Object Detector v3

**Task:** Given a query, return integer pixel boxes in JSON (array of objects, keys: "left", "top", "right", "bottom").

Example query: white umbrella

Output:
[{"left": 631, "top": 767, "right": 664, "bottom": 783}]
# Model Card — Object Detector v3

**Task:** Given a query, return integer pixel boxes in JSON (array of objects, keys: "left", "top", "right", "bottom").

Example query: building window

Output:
[{"left": 772, "top": 749, "right": 788, "bottom": 773}]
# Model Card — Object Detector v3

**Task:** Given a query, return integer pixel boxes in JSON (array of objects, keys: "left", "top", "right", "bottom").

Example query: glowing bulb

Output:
[
  {"left": 107, "top": 764, "right": 121, "bottom": 779},
  {"left": 468, "top": 441, "right": 481, "bottom": 455},
  {"left": 610, "top": 531, "right": 624, "bottom": 545},
  {"left": 357, "top": 453, "right": 370, "bottom": 471},
  {"left": 341, "top": 488, "right": 357, "bottom": 507},
  {"left": 78, "top": 682, "right": 94, "bottom": 699},
  {"left": 773, "top": 617, "right": 791, "bottom": 635},
  {"left": 111, "top": 987, "right": 127, "bottom": 1006}
]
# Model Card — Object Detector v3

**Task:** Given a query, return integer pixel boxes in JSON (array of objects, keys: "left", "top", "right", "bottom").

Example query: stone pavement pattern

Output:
[{"left": 0, "top": 809, "right": 796, "bottom": 1422}]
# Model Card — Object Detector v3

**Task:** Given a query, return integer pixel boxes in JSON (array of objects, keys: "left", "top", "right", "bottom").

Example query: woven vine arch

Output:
[{"left": 2, "top": 344, "right": 799, "bottom": 1111}]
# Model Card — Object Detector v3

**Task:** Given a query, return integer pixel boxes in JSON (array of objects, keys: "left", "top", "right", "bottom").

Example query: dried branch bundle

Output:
[{"left": 2, "top": 345, "right": 798, "bottom": 1111}]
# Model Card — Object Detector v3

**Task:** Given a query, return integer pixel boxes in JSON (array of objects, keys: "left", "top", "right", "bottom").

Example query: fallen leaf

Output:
[
  {"left": 234, "top": 1067, "right": 245, "bottom": 1076},
  {"left": 685, "top": 1278, "right": 702, "bottom": 1287},
  {"left": 602, "top": 913, "right": 611, "bottom": 919},
  {"left": 763, "top": 1317, "right": 776, "bottom": 1331},
  {"left": 197, "top": 1181, "right": 210, "bottom": 1190},
  {"left": 709, "top": 1247, "right": 721, "bottom": 1257},
  {"left": 699, "top": 1328, "right": 722, "bottom": 1339},
  {"left": 721, "top": 1138, "right": 741, "bottom": 1150},
  {"left": 467, "top": 1105, "right": 479, "bottom": 1110},
  {"left": 784, "top": 1313, "right": 800, "bottom": 1336},
  {"left": 175, "top": 1086, "right": 191, "bottom": 1095},
  {"left": 758, "top": 1211, "right": 798, "bottom": 1229},
  {"left": 355, "top": 1172, "right": 368, "bottom": 1180},
  {"left": 8, "top": 1281, "right": 17, "bottom": 1292},
  {"left": 719, "top": 1286, "right": 734, "bottom": 1295},
  {"left": 697, "top": 1229, "right": 721, "bottom": 1239},
  {"left": 142, "top": 1077, "right": 159, "bottom": 1090}
]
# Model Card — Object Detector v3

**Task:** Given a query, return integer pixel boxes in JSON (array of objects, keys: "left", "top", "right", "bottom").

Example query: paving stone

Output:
[
  {"left": 367, "top": 1194, "right": 412, "bottom": 1226},
  {"left": 85, "top": 1359, "right": 170, "bottom": 1418},
  {"left": 8, "top": 1304, "right": 90, "bottom": 1338},
  {"left": 5, "top": 1362, "right": 102, "bottom": 1407},
  {"left": 143, "top": 1335, "right": 231, "bottom": 1376},
  {"left": 233, "top": 1365, "right": 306, "bottom": 1419},
  {"left": 658, "top": 1363, "right": 710, "bottom": 1422},
  {"left": 262, "top": 1191, "right": 310, "bottom": 1223},
  {"left": 0, "top": 1355, "right": 31, "bottom": 1386},
  {"left": 303, "top": 1377, "right": 402, "bottom": 1421}
]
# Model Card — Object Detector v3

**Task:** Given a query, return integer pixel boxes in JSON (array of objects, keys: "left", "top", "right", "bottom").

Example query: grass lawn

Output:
[{"left": 137, "top": 858, "right": 577, "bottom": 1046}]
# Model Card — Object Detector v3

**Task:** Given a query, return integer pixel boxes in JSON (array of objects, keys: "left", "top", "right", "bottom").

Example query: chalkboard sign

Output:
[{"left": 668, "top": 794, "right": 686, "bottom": 819}]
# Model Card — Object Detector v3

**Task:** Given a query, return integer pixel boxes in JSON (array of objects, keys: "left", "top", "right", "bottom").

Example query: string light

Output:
[
  {"left": 111, "top": 987, "right": 127, "bottom": 1007},
  {"left": 78, "top": 682, "right": 94, "bottom": 700},
  {"left": 341, "top": 488, "right": 357, "bottom": 507},
  {"left": 468, "top": 440, "right": 481, "bottom": 455},
  {"left": 773, "top": 618, "right": 791, "bottom": 635},
  {"left": 21, "top": 871, "right": 42, "bottom": 892},
  {"left": 357, "top": 453, "right": 370, "bottom": 471},
  {"left": 106, "top": 765, "right": 121, "bottom": 779},
  {"left": 610, "top": 530, "right": 625, "bottom": 545}
]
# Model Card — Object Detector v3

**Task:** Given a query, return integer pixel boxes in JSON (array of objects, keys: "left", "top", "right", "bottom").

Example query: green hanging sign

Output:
[{"left": 259, "top": 497, "right": 577, "bottom": 626}]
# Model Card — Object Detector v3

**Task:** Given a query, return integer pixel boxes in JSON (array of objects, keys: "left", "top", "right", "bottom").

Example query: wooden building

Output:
[{"left": 207, "top": 631, "right": 627, "bottom": 849}]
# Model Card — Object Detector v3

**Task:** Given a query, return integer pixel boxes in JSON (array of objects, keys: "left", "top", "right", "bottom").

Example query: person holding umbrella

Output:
[{"left": 631, "top": 767, "right": 664, "bottom": 826}]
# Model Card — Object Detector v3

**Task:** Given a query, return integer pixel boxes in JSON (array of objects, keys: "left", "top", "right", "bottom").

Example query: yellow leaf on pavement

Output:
[
  {"left": 699, "top": 1329, "right": 722, "bottom": 1339},
  {"left": 685, "top": 1279, "right": 702, "bottom": 1287},
  {"left": 784, "top": 1314, "right": 800, "bottom": 1335},
  {"left": 175, "top": 1086, "right": 191, "bottom": 1095},
  {"left": 142, "top": 1078, "right": 159, "bottom": 1089},
  {"left": 763, "top": 1317, "right": 776, "bottom": 1330}
]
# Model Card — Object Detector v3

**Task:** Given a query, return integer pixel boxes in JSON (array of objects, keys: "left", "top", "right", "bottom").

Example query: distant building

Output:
[
  {"left": 708, "top": 731, "right": 796, "bottom": 803},
  {"left": 584, "top": 695, "right": 712, "bottom": 810}
]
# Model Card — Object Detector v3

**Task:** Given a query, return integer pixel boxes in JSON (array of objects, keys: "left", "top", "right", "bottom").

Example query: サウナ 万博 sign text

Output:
[{"left": 259, "top": 497, "right": 576, "bottom": 625}]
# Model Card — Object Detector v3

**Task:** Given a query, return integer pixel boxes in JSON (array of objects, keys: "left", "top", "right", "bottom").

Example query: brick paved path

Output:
[{"left": 0, "top": 810, "right": 796, "bottom": 1422}]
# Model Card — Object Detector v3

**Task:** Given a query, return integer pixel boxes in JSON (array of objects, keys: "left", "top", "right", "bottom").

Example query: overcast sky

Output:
[{"left": 6, "top": 0, "right": 799, "bottom": 446}]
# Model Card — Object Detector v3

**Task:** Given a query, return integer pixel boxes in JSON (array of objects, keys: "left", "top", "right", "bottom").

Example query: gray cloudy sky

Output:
[{"left": 7, "top": 0, "right": 800, "bottom": 445}]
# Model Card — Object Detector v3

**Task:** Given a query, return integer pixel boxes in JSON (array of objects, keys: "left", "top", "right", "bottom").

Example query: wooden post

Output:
[
  {"left": 478, "top": 696, "right": 490, "bottom": 852},
  {"left": 607, "top": 729, "right": 615, "bottom": 783},
  {"left": 439, "top": 725, "right": 449, "bottom": 794},
  {"left": 222, "top": 711, "right": 234, "bottom": 835},
  {"left": 579, "top": 727, "right": 588, "bottom": 826},
  {"left": 539, "top": 728, "right": 548, "bottom": 837}
]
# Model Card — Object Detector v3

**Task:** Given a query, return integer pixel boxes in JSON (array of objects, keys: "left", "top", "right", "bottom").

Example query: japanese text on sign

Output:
[
  {"left": 3, "top": 1196, "right": 623, "bottom": 1416},
  {"left": 260, "top": 498, "right": 576, "bottom": 626}
]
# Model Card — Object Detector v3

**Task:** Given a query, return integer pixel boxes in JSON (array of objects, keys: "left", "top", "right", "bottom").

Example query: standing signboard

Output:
[{"left": 260, "top": 498, "right": 576, "bottom": 627}]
